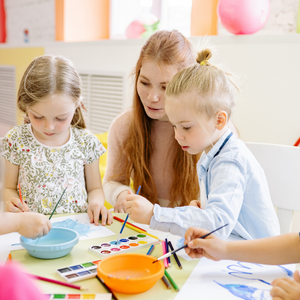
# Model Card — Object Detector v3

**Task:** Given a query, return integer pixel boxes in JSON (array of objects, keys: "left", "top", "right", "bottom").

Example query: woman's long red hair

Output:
[{"left": 112, "top": 30, "right": 200, "bottom": 207}]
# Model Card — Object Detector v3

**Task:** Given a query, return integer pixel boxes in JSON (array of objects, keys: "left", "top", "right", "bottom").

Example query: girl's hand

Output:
[
  {"left": 184, "top": 227, "right": 228, "bottom": 260},
  {"left": 5, "top": 197, "right": 30, "bottom": 213},
  {"left": 17, "top": 212, "right": 52, "bottom": 239},
  {"left": 189, "top": 200, "right": 201, "bottom": 208},
  {"left": 114, "top": 190, "right": 129, "bottom": 213},
  {"left": 87, "top": 199, "right": 113, "bottom": 226},
  {"left": 270, "top": 270, "right": 300, "bottom": 300},
  {"left": 124, "top": 191, "right": 154, "bottom": 224}
]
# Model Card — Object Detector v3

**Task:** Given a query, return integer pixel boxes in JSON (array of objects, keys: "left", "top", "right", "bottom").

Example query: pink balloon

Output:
[{"left": 218, "top": 0, "right": 270, "bottom": 35}]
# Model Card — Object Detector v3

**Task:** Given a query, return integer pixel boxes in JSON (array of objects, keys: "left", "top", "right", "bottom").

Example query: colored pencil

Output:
[
  {"left": 165, "top": 238, "right": 171, "bottom": 267},
  {"left": 31, "top": 274, "right": 87, "bottom": 291},
  {"left": 18, "top": 183, "right": 23, "bottom": 204},
  {"left": 168, "top": 240, "right": 182, "bottom": 269},
  {"left": 49, "top": 187, "right": 67, "bottom": 220},
  {"left": 116, "top": 186, "right": 141, "bottom": 244},
  {"left": 113, "top": 216, "right": 146, "bottom": 232},
  {"left": 96, "top": 276, "right": 118, "bottom": 300},
  {"left": 164, "top": 269, "right": 179, "bottom": 292},
  {"left": 161, "top": 240, "right": 168, "bottom": 269},
  {"left": 124, "top": 223, "right": 160, "bottom": 240},
  {"left": 153, "top": 223, "right": 228, "bottom": 263},
  {"left": 146, "top": 244, "right": 154, "bottom": 255},
  {"left": 146, "top": 243, "right": 170, "bottom": 289},
  {"left": 161, "top": 274, "right": 172, "bottom": 289}
]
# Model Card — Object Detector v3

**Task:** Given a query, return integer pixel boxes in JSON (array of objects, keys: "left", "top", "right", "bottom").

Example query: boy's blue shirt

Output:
[{"left": 150, "top": 129, "right": 280, "bottom": 239}]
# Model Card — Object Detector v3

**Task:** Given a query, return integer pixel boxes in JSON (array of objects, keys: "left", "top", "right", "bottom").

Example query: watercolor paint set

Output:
[
  {"left": 56, "top": 260, "right": 101, "bottom": 283},
  {"left": 44, "top": 294, "right": 111, "bottom": 299},
  {"left": 88, "top": 234, "right": 159, "bottom": 257}
]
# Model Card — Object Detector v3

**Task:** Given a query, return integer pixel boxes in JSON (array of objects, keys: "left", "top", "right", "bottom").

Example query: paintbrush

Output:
[
  {"left": 152, "top": 223, "right": 228, "bottom": 263},
  {"left": 116, "top": 185, "right": 141, "bottom": 244},
  {"left": 49, "top": 187, "right": 67, "bottom": 220}
]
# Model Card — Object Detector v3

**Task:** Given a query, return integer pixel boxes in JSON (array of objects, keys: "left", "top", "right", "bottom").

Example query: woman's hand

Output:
[
  {"left": 270, "top": 271, "right": 300, "bottom": 300},
  {"left": 88, "top": 199, "right": 113, "bottom": 226},
  {"left": 5, "top": 197, "right": 30, "bottom": 213},
  {"left": 124, "top": 191, "right": 154, "bottom": 224},
  {"left": 114, "top": 190, "right": 130, "bottom": 213},
  {"left": 189, "top": 200, "right": 201, "bottom": 208}
]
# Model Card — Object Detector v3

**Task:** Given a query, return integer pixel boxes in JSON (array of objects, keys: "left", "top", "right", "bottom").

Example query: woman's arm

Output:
[
  {"left": 85, "top": 159, "right": 112, "bottom": 226},
  {"left": 103, "top": 112, "right": 133, "bottom": 211},
  {"left": 4, "top": 159, "right": 29, "bottom": 212}
]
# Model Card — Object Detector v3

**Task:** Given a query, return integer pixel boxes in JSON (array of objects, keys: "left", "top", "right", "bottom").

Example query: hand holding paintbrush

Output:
[{"left": 152, "top": 224, "right": 228, "bottom": 263}]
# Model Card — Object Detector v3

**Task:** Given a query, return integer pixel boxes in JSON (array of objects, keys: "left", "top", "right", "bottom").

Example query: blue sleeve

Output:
[{"left": 150, "top": 160, "right": 246, "bottom": 238}]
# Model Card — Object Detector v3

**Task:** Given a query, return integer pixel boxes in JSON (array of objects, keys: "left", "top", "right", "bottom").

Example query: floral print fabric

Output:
[{"left": 2, "top": 124, "right": 106, "bottom": 214}]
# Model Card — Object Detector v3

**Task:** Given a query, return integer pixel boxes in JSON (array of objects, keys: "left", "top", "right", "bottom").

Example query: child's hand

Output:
[
  {"left": 270, "top": 270, "right": 300, "bottom": 300},
  {"left": 184, "top": 227, "right": 228, "bottom": 260},
  {"left": 5, "top": 197, "right": 30, "bottom": 213},
  {"left": 114, "top": 190, "right": 129, "bottom": 213},
  {"left": 87, "top": 199, "right": 113, "bottom": 226},
  {"left": 189, "top": 200, "right": 202, "bottom": 208},
  {"left": 17, "top": 212, "right": 52, "bottom": 239},
  {"left": 124, "top": 191, "right": 154, "bottom": 224}
]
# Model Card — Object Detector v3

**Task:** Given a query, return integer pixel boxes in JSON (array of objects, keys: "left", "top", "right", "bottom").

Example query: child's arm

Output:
[
  {"left": 85, "top": 158, "right": 113, "bottom": 226},
  {"left": 184, "top": 227, "right": 300, "bottom": 265},
  {"left": 4, "top": 159, "right": 30, "bottom": 213},
  {"left": 0, "top": 212, "right": 52, "bottom": 239}
]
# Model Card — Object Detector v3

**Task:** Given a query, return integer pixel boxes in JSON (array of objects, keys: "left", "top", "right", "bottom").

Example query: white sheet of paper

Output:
[
  {"left": 174, "top": 258, "right": 295, "bottom": 300},
  {"left": 3, "top": 213, "right": 115, "bottom": 252}
]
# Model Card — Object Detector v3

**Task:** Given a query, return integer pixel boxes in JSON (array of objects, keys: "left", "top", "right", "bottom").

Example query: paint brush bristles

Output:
[
  {"left": 49, "top": 187, "right": 67, "bottom": 220},
  {"left": 153, "top": 223, "right": 229, "bottom": 263}
]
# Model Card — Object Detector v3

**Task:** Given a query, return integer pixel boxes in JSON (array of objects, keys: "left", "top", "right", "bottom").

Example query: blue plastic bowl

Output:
[{"left": 20, "top": 227, "right": 79, "bottom": 259}]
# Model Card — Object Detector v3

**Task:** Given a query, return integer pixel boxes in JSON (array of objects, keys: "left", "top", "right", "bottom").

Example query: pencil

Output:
[
  {"left": 124, "top": 223, "right": 160, "bottom": 240},
  {"left": 18, "top": 183, "right": 23, "bottom": 204},
  {"left": 161, "top": 240, "right": 168, "bottom": 269},
  {"left": 146, "top": 244, "right": 154, "bottom": 255},
  {"left": 31, "top": 274, "right": 87, "bottom": 290},
  {"left": 146, "top": 244, "right": 170, "bottom": 290},
  {"left": 165, "top": 238, "right": 171, "bottom": 267},
  {"left": 113, "top": 216, "right": 146, "bottom": 232},
  {"left": 164, "top": 269, "right": 179, "bottom": 292},
  {"left": 168, "top": 240, "right": 182, "bottom": 269},
  {"left": 96, "top": 275, "right": 118, "bottom": 300},
  {"left": 49, "top": 187, "right": 67, "bottom": 220}
]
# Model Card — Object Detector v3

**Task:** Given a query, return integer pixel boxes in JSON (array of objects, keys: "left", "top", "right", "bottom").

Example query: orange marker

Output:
[{"left": 18, "top": 183, "right": 23, "bottom": 204}]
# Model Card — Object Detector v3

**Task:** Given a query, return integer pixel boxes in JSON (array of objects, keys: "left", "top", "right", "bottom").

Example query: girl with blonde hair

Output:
[
  {"left": 125, "top": 48, "right": 280, "bottom": 240},
  {"left": 2, "top": 55, "right": 112, "bottom": 226}
]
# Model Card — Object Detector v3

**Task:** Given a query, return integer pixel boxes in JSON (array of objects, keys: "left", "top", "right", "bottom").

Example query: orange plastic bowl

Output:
[{"left": 97, "top": 253, "right": 164, "bottom": 294}]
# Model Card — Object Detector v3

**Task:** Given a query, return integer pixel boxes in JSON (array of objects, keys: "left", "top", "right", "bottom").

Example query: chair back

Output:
[{"left": 245, "top": 142, "right": 300, "bottom": 234}]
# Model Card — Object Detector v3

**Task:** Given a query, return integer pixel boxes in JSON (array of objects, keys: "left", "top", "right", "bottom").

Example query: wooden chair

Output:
[{"left": 245, "top": 142, "right": 300, "bottom": 234}]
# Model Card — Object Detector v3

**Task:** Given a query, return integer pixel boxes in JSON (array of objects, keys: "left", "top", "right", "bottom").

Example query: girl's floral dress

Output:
[{"left": 2, "top": 124, "right": 106, "bottom": 214}]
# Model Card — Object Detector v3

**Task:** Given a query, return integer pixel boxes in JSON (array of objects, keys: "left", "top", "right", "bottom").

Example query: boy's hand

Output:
[
  {"left": 270, "top": 270, "right": 300, "bottom": 300},
  {"left": 17, "top": 212, "right": 52, "bottom": 239},
  {"left": 5, "top": 197, "right": 30, "bottom": 213},
  {"left": 184, "top": 227, "right": 228, "bottom": 260},
  {"left": 124, "top": 191, "right": 154, "bottom": 224},
  {"left": 88, "top": 199, "right": 113, "bottom": 226},
  {"left": 114, "top": 190, "right": 129, "bottom": 213}
]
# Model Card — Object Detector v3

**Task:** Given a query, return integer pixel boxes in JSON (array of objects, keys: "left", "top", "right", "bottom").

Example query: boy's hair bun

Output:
[{"left": 196, "top": 49, "right": 212, "bottom": 65}]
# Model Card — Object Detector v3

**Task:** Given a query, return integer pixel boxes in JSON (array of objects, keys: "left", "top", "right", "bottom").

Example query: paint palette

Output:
[
  {"left": 44, "top": 294, "right": 111, "bottom": 299},
  {"left": 56, "top": 260, "right": 101, "bottom": 283},
  {"left": 88, "top": 234, "right": 159, "bottom": 257}
]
